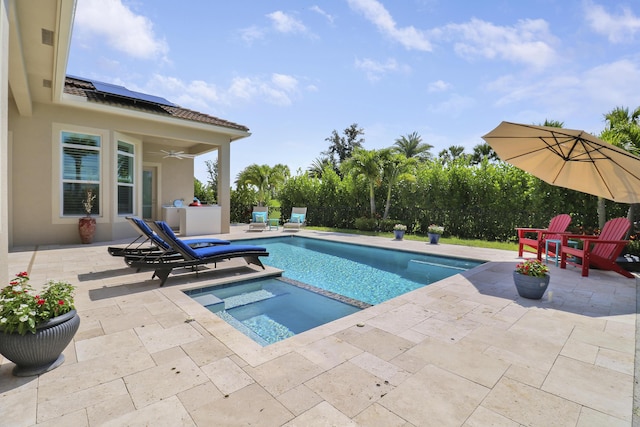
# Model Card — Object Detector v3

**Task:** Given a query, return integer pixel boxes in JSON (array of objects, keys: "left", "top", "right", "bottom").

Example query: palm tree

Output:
[
  {"left": 307, "top": 156, "right": 332, "bottom": 178},
  {"left": 470, "top": 143, "right": 498, "bottom": 164},
  {"left": 601, "top": 106, "right": 640, "bottom": 155},
  {"left": 380, "top": 151, "right": 416, "bottom": 219},
  {"left": 342, "top": 148, "right": 383, "bottom": 218},
  {"left": 236, "top": 164, "right": 290, "bottom": 206},
  {"left": 393, "top": 132, "right": 433, "bottom": 160},
  {"left": 600, "top": 106, "right": 640, "bottom": 232}
]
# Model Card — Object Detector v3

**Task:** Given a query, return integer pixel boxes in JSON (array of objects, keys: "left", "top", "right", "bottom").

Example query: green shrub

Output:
[
  {"left": 379, "top": 219, "right": 400, "bottom": 232},
  {"left": 355, "top": 217, "right": 377, "bottom": 231}
]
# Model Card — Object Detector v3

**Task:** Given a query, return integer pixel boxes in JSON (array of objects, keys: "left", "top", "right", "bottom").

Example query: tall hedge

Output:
[{"left": 264, "top": 159, "right": 631, "bottom": 241}]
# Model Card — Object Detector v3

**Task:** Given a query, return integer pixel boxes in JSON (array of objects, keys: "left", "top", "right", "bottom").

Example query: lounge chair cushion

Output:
[
  {"left": 154, "top": 221, "right": 266, "bottom": 260},
  {"left": 290, "top": 213, "right": 305, "bottom": 223},
  {"left": 252, "top": 212, "right": 267, "bottom": 223}
]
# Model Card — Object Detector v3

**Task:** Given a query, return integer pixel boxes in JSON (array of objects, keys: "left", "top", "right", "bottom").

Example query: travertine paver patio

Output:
[{"left": 0, "top": 226, "right": 637, "bottom": 426}]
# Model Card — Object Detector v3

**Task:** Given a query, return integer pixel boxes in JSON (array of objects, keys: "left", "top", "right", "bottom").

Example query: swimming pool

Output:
[
  {"left": 233, "top": 236, "right": 482, "bottom": 305},
  {"left": 186, "top": 236, "right": 483, "bottom": 345},
  {"left": 186, "top": 277, "right": 364, "bottom": 346}
]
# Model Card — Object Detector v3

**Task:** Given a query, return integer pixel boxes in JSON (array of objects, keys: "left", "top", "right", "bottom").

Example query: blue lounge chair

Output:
[
  {"left": 108, "top": 217, "right": 230, "bottom": 257},
  {"left": 124, "top": 220, "right": 269, "bottom": 286}
]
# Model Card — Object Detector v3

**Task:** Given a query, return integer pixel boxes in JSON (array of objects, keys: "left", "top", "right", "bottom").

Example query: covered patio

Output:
[{"left": 1, "top": 228, "right": 637, "bottom": 426}]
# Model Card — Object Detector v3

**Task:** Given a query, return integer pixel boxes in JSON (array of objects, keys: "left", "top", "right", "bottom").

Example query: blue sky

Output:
[{"left": 67, "top": 0, "right": 640, "bottom": 184}]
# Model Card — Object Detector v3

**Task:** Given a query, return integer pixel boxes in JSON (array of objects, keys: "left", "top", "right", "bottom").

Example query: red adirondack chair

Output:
[
  {"left": 559, "top": 217, "right": 633, "bottom": 278},
  {"left": 516, "top": 214, "right": 572, "bottom": 261}
]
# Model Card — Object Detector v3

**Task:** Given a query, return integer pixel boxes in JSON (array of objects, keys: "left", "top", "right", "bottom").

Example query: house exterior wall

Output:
[
  {"left": 1, "top": 0, "right": 9, "bottom": 280},
  {"left": 8, "top": 98, "right": 232, "bottom": 247}
]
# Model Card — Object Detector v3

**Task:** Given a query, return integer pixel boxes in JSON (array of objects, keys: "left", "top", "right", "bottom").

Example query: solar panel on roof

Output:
[{"left": 84, "top": 78, "right": 178, "bottom": 107}]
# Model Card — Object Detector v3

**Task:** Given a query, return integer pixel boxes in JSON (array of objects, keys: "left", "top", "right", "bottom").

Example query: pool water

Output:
[
  {"left": 186, "top": 236, "right": 483, "bottom": 345},
  {"left": 186, "top": 277, "right": 363, "bottom": 346},
  {"left": 235, "top": 236, "right": 482, "bottom": 305}
]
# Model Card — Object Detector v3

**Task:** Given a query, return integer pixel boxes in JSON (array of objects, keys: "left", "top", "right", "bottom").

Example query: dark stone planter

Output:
[
  {"left": 513, "top": 272, "right": 550, "bottom": 300},
  {"left": 394, "top": 230, "right": 405, "bottom": 240},
  {"left": 428, "top": 233, "right": 440, "bottom": 244},
  {"left": 0, "top": 310, "right": 80, "bottom": 376}
]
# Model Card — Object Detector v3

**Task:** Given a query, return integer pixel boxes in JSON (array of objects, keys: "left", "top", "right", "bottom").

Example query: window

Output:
[
  {"left": 117, "top": 141, "right": 135, "bottom": 215},
  {"left": 61, "top": 132, "right": 100, "bottom": 216}
]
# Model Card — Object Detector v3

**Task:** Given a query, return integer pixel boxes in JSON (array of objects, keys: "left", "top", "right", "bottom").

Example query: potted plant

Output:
[
  {"left": 79, "top": 189, "right": 96, "bottom": 244},
  {"left": 393, "top": 224, "right": 407, "bottom": 240},
  {"left": 427, "top": 224, "right": 444, "bottom": 244},
  {"left": 0, "top": 272, "right": 80, "bottom": 376},
  {"left": 513, "top": 259, "right": 550, "bottom": 299}
]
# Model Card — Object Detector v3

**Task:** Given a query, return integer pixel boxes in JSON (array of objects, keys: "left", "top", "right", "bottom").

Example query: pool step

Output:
[
  {"left": 192, "top": 294, "right": 224, "bottom": 312},
  {"left": 224, "top": 289, "right": 276, "bottom": 309},
  {"left": 408, "top": 259, "right": 467, "bottom": 272}
]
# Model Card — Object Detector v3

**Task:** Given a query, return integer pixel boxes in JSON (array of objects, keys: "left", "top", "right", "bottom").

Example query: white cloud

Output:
[
  {"left": 267, "top": 11, "right": 308, "bottom": 34},
  {"left": 238, "top": 26, "right": 266, "bottom": 44},
  {"left": 441, "top": 18, "right": 558, "bottom": 70},
  {"left": 428, "top": 80, "right": 451, "bottom": 92},
  {"left": 427, "top": 94, "right": 476, "bottom": 116},
  {"left": 310, "top": 5, "right": 335, "bottom": 24},
  {"left": 584, "top": 1, "right": 640, "bottom": 43},
  {"left": 486, "top": 59, "right": 640, "bottom": 129},
  {"left": 355, "top": 57, "right": 410, "bottom": 81},
  {"left": 347, "top": 0, "right": 432, "bottom": 51},
  {"left": 74, "top": 0, "right": 168, "bottom": 60}
]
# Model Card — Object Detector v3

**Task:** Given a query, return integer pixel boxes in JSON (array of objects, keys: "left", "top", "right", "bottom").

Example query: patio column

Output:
[{"left": 218, "top": 142, "right": 230, "bottom": 233}]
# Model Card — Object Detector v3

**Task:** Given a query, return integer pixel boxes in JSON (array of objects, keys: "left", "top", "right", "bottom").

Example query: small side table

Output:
[
  {"left": 545, "top": 239, "right": 578, "bottom": 266},
  {"left": 545, "top": 239, "right": 562, "bottom": 266},
  {"left": 268, "top": 218, "right": 279, "bottom": 230}
]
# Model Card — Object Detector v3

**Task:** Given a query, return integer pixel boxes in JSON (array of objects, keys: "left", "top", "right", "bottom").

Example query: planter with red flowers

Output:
[
  {"left": 0, "top": 272, "right": 80, "bottom": 376},
  {"left": 513, "top": 259, "right": 550, "bottom": 300}
]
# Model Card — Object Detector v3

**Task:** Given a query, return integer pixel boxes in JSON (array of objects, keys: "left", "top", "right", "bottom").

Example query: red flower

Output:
[
  {"left": 17, "top": 272, "right": 28, "bottom": 277},
  {"left": 58, "top": 300, "right": 64, "bottom": 305},
  {"left": 36, "top": 297, "right": 45, "bottom": 306}
]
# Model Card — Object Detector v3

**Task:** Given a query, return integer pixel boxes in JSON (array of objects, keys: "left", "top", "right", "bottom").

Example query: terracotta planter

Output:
[
  {"left": 79, "top": 217, "right": 96, "bottom": 244},
  {"left": 0, "top": 310, "right": 80, "bottom": 376},
  {"left": 513, "top": 272, "right": 550, "bottom": 299}
]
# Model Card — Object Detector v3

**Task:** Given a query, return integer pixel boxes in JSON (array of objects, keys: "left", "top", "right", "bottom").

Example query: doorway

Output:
[{"left": 142, "top": 165, "right": 158, "bottom": 220}]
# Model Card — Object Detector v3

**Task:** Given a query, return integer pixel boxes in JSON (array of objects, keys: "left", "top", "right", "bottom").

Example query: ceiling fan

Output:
[{"left": 149, "top": 149, "right": 197, "bottom": 159}]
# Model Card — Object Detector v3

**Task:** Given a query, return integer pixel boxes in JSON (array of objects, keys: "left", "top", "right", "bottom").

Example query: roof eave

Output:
[{"left": 60, "top": 93, "right": 251, "bottom": 140}]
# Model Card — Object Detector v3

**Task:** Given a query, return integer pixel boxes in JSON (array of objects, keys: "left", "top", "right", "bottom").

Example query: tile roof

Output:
[{"left": 64, "top": 76, "right": 249, "bottom": 132}]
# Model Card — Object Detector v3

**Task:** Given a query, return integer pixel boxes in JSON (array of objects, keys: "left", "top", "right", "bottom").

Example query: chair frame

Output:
[
  {"left": 283, "top": 207, "right": 307, "bottom": 231},
  {"left": 108, "top": 217, "right": 230, "bottom": 257},
  {"left": 516, "top": 214, "right": 572, "bottom": 261},
  {"left": 124, "top": 221, "right": 268, "bottom": 286},
  {"left": 559, "top": 217, "right": 633, "bottom": 278},
  {"left": 248, "top": 206, "right": 269, "bottom": 231}
]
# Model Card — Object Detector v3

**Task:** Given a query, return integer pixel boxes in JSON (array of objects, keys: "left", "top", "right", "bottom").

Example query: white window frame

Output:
[
  {"left": 116, "top": 140, "right": 135, "bottom": 216},
  {"left": 52, "top": 124, "right": 109, "bottom": 225}
]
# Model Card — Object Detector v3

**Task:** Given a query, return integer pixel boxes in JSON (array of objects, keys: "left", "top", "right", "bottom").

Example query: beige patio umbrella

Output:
[{"left": 482, "top": 121, "right": 640, "bottom": 203}]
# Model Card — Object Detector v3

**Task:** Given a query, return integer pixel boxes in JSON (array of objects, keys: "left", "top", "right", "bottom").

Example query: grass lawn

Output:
[{"left": 306, "top": 226, "right": 519, "bottom": 252}]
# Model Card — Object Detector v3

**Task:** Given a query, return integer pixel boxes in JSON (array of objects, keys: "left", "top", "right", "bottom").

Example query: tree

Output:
[
  {"left": 600, "top": 106, "right": 640, "bottom": 232},
  {"left": 307, "top": 156, "right": 332, "bottom": 178},
  {"left": 438, "top": 145, "right": 467, "bottom": 165},
  {"left": 204, "top": 158, "right": 218, "bottom": 202},
  {"left": 235, "top": 163, "right": 290, "bottom": 206},
  {"left": 323, "top": 123, "right": 365, "bottom": 171},
  {"left": 471, "top": 143, "right": 498, "bottom": 165},
  {"left": 393, "top": 131, "right": 432, "bottom": 160},
  {"left": 342, "top": 148, "right": 383, "bottom": 217},
  {"left": 380, "top": 151, "right": 416, "bottom": 219},
  {"left": 539, "top": 119, "right": 564, "bottom": 128}
]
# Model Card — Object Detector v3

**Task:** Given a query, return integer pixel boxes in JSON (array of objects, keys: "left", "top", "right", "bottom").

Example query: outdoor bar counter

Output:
[{"left": 178, "top": 205, "right": 221, "bottom": 236}]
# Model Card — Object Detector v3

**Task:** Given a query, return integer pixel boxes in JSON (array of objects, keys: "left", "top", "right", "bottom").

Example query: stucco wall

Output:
[
  {"left": 1, "top": 0, "right": 9, "bottom": 279},
  {"left": 8, "top": 99, "right": 231, "bottom": 247}
]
